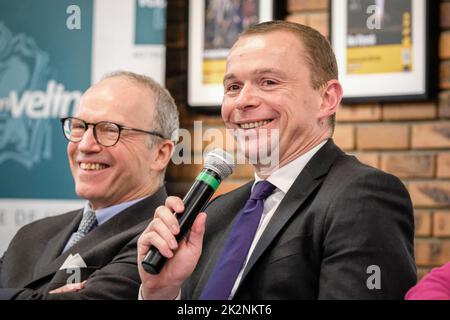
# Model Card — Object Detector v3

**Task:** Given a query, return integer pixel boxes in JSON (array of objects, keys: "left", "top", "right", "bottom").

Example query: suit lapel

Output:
[
  {"left": 25, "top": 187, "right": 168, "bottom": 287},
  {"left": 33, "top": 210, "right": 82, "bottom": 281},
  {"left": 239, "top": 140, "right": 343, "bottom": 284}
]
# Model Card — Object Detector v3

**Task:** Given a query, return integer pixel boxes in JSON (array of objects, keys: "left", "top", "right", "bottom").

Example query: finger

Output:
[
  {"left": 153, "top": 206, "right": 180, "bottom": 235},
  {"left": 69, "top": 283, "right": 85, "bottom": 291},
  {"left": 48, "top": 282, "right": 85, "bottom": 294},
  {"left": 138, "top": 230, "right": 174, "bottom": 259},
  {"left": 186, "top": 212, "right": 207, "bottom": 250},
  {"left": 165, "top": 196, "right": 185, "bottom": 213},
  {"left": 48, "top": 288, "right": 60, "bottom": 294},
  {"left": 137, "top": 230, "right": 158, "bottom": 263},
  {"left": 151, "top": 218, "right": 178, "bottom": 250}
]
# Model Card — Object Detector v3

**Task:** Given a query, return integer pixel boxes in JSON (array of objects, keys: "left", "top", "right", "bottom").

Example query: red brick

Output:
[
  {"left": 286, "top": 13, "right": 308, "bottom": 25},
  {"left": 382, "top": 103, "right": 437, "bottom": 121},
  {"left": 351, "top": 152, "right": 380, "bottom": 168},
  {"left": 441, "top": 60, "right": 450, "bottom": 90},
  {"left": 178, "top": 125, "right": 198, "bottom": 154},
  {"left": 442, "top": 2, "right": 450, "bottom": 29},
  {"left": 440, "top": 31, "right": 450, "bottom": 59},
  {"left": 408, "top": 181, "right": 450, "bottom": 208},
  {"left": 439, "top": 91, "right": 450, "bottom": 118},
  {"left": 308, "top": 12, "right": 328, "bottom": 37},
  {"left": 184, "top": 125, "right": 236, "bottom": 154},
  {"left": 333, "top": 125, "right": 355, "bottom": 151},
  {"left": 231, "top": 163, "right": 255, "bottom": 179},
  {"left": 415, "top": 239, "right": 450, "bottom": 267},
  {"left": 202, "top": 127, "right": 237, "bottom": 154},
  {"left": 287, "top": 0, "right": 328, "bottom": 12},
  {"left": 178, "top": 108, "right": 224, "bottom": 128},
  {"left": 412, "top": 122, "right": 450, "bottom": 149},
  {"left": 336, "top": 104, "right": 382, "bottom": 122},
  {"left": 286, "top": 12, "right": 328, "bottom": 37},
  {"left": 414, "top": 210, "right": 432, "bottom": 237},
  {"left": 437, "top": 152, "right": 450, "bottom": 178},
  {"left": 167, "top": 162, "right": 203, "bottom": 180},
  {"left": 433, "top": 211, "right": 450, "bottom": 237},
  {"left": 414, "top": 239, "right": 433, "bottom": 267},
  {"left": 381, "top": 153, "right": 435, "bottom": 178},
  {"left": 356, "top": 125, "right": 410, "bottom": 150}
]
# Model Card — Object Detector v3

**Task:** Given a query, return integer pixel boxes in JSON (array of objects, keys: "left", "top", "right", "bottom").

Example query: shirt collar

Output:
[
  {"left": 253, "top": 139, "right": 328, "bottom": 194},
  {"left": 83, "top": 196, "right": 149, "bottom": 226}
]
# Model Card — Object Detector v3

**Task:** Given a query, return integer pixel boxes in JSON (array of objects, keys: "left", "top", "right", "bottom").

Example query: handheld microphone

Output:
[{"left": 142, "top": 148, "right": 235, "bottom": 274}]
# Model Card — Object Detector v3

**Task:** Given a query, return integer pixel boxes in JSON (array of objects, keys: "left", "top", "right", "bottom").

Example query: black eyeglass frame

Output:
[{"left": 60, "top": 117, "right": 165, "bottom": 147}]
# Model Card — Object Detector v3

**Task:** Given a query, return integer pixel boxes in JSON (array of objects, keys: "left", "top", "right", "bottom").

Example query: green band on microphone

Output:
[{"left": 196, "top": 172, "right": 220, "bottom": 191}]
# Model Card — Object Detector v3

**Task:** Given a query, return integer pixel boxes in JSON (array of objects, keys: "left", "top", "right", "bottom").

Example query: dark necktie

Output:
[
  {"left": 65, "top": 209, "right": 98, "bottom": 250},
  {"left": 200, "top": 180, "right": 276, "bottom": 300}
]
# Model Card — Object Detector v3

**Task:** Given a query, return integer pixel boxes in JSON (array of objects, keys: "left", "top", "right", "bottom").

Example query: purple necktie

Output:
[{"left": 200, "top": 180, "right": 276, "bottom": 300}]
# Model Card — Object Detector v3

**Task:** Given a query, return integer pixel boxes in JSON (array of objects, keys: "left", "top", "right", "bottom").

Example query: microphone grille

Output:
[{"left": 204, "top": 149, "right": 235, "bottom": 180}]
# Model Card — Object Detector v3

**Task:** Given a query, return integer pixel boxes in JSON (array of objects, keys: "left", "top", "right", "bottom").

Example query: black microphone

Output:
[{"left": 142, "top": 148, "right": 235, "bottom": 274}]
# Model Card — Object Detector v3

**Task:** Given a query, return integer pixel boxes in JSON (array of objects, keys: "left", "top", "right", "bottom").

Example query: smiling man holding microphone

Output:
[{"left": 138, "top": 21, "right": 416, "bottom": 300}]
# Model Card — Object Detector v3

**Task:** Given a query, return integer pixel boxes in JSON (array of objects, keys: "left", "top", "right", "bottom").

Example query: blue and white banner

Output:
[{"left": 0, "top": 0, "right": 167, "bottom": 254}]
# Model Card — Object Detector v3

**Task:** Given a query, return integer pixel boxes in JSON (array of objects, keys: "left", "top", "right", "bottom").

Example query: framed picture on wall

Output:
[
  {"left": 330, "top": 0, "right": 438, "bottom": 104},
  {"left": 187, "top": 0, "right": 284, "bottom": 111}
]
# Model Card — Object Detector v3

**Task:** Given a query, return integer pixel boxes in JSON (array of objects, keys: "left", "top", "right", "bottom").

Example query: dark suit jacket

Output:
[
  {"left": 182, "top": 140, "right": 416, "bottom": 299},
  {"left": 0, "top": 187, "right": 167, "bottom": 300}
]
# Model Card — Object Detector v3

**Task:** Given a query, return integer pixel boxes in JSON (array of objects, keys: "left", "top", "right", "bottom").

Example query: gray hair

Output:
[{"left": 101, "top": 70, "right": 179, "bottom": 148}]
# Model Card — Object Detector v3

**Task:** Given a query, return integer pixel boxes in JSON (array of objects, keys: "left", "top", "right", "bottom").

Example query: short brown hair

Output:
[{"left": 240, "top": 20, "right": 338, "bottom": 129}]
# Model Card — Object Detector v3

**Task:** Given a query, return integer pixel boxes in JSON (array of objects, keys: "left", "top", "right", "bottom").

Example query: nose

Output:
[
  {"left": 77, "top": 126, "right": 102, "bottom": 153},
  {"left": 235, "top": 83, "right": 260, "bottom": 111}
]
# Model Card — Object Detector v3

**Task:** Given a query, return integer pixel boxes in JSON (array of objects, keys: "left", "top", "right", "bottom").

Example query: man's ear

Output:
[
  {"left": 319, "top": 79, "right": 343, "bottom": 119},
  {"left": 149, "top": 140, "right": 174, "bottom": 172}
]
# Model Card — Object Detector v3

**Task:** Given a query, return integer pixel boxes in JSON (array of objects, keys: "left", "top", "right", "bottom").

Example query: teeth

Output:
[
  {"left": 239, "top": 120, "right": 272, "bottom": 129},
  {"left": 80, "top": 163, "right": 108, "bottom": 170}
]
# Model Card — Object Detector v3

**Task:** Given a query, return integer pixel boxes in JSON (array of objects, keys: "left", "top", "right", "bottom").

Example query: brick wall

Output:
[{"left": 165, "top": 0, "right": 450, "bottom": 279}]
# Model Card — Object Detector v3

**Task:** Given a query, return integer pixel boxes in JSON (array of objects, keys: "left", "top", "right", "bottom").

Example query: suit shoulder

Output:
[
  {"left": 319, "top": 152, "right": 412, "bottom": 213},
  {"left": 330, "top": 153, "right": 406, "bottom": 189},
  {"left": 15, "top": 210, "right": 80, "bottom": 237},
  {"left": 320, "top": 153, "right": 412, "bottom": 218},
  {"left": 4, "top": 210, "right": 81, "bottom": 256}
]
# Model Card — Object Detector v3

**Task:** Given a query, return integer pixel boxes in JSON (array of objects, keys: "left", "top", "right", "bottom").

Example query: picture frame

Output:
[
  {"left": 187, "top": 0, "right": 285, "bottom": 111},
  {"left": 330, "top": 0, "right": 439, "bottom": 104}
]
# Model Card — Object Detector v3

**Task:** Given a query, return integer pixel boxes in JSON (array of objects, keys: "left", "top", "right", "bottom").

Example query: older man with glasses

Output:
[{"left": 0, "top": 71, "right": 179, "bottom": 300}]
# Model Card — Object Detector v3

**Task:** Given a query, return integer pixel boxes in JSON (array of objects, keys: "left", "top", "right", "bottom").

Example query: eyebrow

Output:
[
  {"left": 223, "top": 73, "right": 236, "bottom": 84},
  {"left": 223, "top": 68, "right": 288, "bottom": 84}
]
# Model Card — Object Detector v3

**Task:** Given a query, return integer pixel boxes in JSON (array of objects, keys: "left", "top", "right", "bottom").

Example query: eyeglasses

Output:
[{"left": 61, "top": 117, "right": 165, "bottom": 147}]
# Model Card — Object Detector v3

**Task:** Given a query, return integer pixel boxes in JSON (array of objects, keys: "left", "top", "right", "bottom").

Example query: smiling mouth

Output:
[
  {"left": 79, "top": 162, "right": 110, "bottom": 171},
  {"left": 238, "top": 119, "right": 273, "bottom": 129}
]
